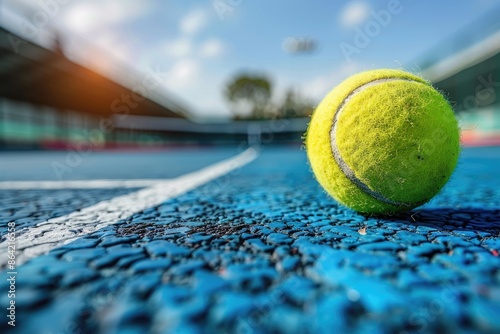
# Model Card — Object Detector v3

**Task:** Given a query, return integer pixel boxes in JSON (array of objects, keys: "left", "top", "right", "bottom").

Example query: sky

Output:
[{"left": 2, "top": 0, "right": 499, "bottom": 119}]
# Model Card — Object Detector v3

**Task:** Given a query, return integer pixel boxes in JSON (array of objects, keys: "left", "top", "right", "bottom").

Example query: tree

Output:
[
  {"left": 224, "top": 74, "right": 272, "bottom": 119},
  {"left": 279, "top": 89, "right": 315, "bottom": 118}
]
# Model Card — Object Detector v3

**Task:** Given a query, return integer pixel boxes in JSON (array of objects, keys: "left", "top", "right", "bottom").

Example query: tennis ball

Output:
[{"left": 305, "top": 69, "right": 460, "bottom": 215}]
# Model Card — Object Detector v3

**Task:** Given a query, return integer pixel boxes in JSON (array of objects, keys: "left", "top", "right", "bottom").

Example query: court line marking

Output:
[
  {"left": 0, "top": 179, "right": 173, "bottom": 189},
  {"left": 0, "top": 148, "right": 258, "bottom": 268}
]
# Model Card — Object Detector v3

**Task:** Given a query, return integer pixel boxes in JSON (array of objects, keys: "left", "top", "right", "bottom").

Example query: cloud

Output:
[
  {"left": 163, "top": 38, "right": 193, "bottom": 58},
  {"left": 62, "top": 3, "right": 100, "bottom": 34},
  {"left": 155, "top": 8, "right": 226, "bottom": 117},
  {"left": 156, "top": 10, "right": 225, "bottom": 115},
  {"left": 167, "top": 59, "right": 200, "bottom": 86},
  {"left": 339, "top": 1, "right": 370, "bottom": 27},
  {"left": 180, "top": 8, "right": 208, "bottom": 36},
  {"left": 301, "top": 62, "right": 361, "bottom": 102},
  {"left": 62, "top": 0, "right": 151, "bottom": 34},
  {"left": 54, "top": 0, "right": 152, "bottom": 77},
  {"left": 162, "top": 38, "right": 225, "bottom": 60},
  {"left": 159, "top": 58, "right": 233, "bottom": 118},
  {"left": 200, "top": 39, "right": 225, "bottom": 58}
]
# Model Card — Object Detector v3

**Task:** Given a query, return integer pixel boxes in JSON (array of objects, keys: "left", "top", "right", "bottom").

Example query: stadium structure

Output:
[{"left": 0, "top": 7, "right": 499, "bottom": 149}]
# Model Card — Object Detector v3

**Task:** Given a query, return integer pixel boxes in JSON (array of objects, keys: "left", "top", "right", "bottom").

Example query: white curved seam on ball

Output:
[{"left": 329, "top": 77, "right": 427, "bottom": 207}]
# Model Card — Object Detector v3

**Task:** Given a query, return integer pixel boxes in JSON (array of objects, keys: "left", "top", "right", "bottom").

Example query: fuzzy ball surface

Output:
[{"left": 306, "top": 69, "right": 460, "bottom": 214}]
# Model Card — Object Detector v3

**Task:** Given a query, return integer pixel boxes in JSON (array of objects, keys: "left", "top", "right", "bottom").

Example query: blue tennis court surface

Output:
[{"left": 0, "top": 146, "right": 499, "bottom": 333}]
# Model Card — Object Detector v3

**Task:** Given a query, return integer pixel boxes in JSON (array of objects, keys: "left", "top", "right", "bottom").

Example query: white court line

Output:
[
  {"left": 0, "top": 148, "right": 258, "bottom": 268},
  {"left": 0, "top": 179, "right": 172, "bottom": 189}
]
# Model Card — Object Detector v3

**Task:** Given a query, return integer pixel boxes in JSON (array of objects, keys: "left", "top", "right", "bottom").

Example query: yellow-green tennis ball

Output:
[{"left": 306, "top": 69, "right": 460, "bottom": 215}]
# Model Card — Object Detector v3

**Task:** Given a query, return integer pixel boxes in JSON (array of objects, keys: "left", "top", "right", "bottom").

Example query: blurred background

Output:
[{"left": 0, "top": 0, "right": 499, "bottom": 150}]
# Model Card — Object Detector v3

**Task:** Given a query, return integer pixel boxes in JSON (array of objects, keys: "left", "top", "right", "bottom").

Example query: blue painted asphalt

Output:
[{"left": 0, "top": 145, "right": 499, "bottom": 333}]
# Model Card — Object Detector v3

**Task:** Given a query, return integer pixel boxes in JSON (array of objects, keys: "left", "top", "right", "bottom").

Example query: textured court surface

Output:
[{"left": 0, "top": 146, "right": 499, "bottom": 334}]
